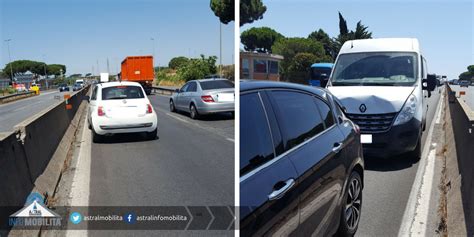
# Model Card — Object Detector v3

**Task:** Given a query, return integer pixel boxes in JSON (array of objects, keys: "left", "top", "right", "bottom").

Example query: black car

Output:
[
  {"left": 240, "top": 80, "right": 364, "bottom": 236},
  {"left": 58, "top": 84, "right": 69, "bottom": 92}
]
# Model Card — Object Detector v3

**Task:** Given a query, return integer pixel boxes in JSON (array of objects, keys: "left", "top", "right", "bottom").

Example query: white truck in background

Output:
[
  {"left": 327, "top": 38, "right": 437, "bottom": 158},
  {"left": 100, "top": 73, "right": 109, "bottom": 83}
]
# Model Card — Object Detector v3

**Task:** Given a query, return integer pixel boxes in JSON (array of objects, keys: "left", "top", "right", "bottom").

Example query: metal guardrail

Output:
[
  {"left": 0, "top": 91, "right": 36, "bottom": 104},
  {"left": 151, "top": 86, "right": 178, "bottom": 96}
]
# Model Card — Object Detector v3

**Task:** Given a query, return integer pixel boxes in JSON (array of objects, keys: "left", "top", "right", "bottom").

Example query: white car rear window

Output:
[{"left": 102, "top": 86, "right": 144, "bottom": 100}]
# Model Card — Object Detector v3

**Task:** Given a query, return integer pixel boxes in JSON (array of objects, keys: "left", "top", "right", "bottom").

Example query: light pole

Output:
[
  {"left": 43, "top": 54, "right": 49, "bottom": 89},
  {"left": 4, "top": 39, "right": 14, "bottom": 81},
  {"left": 219, "top": 22, "right": 223, "bottom": 77},
  {"left": 150, "top": 37, "right": 156, "bottom": 72}
]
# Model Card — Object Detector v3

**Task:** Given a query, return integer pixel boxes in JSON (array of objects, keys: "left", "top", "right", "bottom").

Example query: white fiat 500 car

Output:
[{"left": 87, "top": 81, "right": 158, "bottom": 142}]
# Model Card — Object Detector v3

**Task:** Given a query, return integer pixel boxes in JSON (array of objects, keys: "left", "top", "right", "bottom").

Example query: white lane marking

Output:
[
  {"left": 66, "top": 112, "right": 91, "bottom": 237},
  {"left": 166, "top": 112, "right": 190, "bottom": 124},
  {"left": 226, "top": 138, "right": 235, "bottom": 143},
  {"left": 411, "top": 143, "right": 437, "bottom": 236},
  {"left": 398, "top": 91, "right": 444, "bottom": 237},
  {"left": 435, "top": 97, "right": 443, "bottom": 124}
]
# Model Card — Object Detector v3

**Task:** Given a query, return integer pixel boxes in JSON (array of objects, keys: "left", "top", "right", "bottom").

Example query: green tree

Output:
[
  {"left": 459, "top": 65, "right": 474, "bottom": 81},
  {"left": 240, "top": 0, "right": 266, "bottom": 26},
  {"left": 168, "top": 56, "right": 190, "bottom": 69},
  {"left": 241, "top": 27, "right": 283, "bottom": 53},
  {"left": 272, "top": 37, "right": 330, "bottom": 82},
  {"left": 308, "top": 29, "right": 336, "bottom": 60},
  {"left": 47, "top": 64, "right": 66, "bottom": 76},
  {"left": 177, "top": 55, "right": 217, "bottom": 81},
  {"left": 210, "top": 0, "right": 234, "bottom": 24},
  {"left": 333, "top": 12, "right": 372, "bottom": 58}
]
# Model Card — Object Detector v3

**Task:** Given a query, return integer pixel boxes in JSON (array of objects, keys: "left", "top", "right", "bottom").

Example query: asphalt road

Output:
[
  {"left": 0, "top": 90, "right": 66, "bottom": 132},
  {"left": 356, "top": 86, "right": 443, "bottom": 236},
  {"left": 60, "top": 93, "right": 235, "bottom": 236}
]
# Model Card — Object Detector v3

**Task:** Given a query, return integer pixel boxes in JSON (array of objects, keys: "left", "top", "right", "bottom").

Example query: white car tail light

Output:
[
  {"left": 98, "top": 106, "right": 105, "bottom": 116},
  {"left": 146, "top": 104, "right": 153, "bottom": 114}
]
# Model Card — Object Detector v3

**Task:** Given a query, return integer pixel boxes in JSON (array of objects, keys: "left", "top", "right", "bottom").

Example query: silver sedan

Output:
[{"left": 169, "top": 78, "right": 234, "bottom": 119}]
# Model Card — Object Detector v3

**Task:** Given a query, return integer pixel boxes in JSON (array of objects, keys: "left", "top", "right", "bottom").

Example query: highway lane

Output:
[
  {"left": 356, "top": 86, "right": 443, "bottom": 236},
  {"left": 88, "top": 93, "right": 234, "bottom": 206},
  {"left": 0, "top": 90, "right": 66, "bottom": 132}
]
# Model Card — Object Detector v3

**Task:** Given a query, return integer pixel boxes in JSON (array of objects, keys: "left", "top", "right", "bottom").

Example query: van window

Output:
[
  {"left": 240, "top": 92, "right": 275, "bottom": 176},
  {"left": 331, "top": 52, "right": 418, "bottom": 86},
  {"left": 271, "top": 91, "right": 325, "bottom": 150},
  {"left": 421, "top": 56, "right": 427, "bottom": 79}
]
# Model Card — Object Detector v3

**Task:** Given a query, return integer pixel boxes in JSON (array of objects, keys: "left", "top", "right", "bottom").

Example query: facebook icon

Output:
[{"left": 123, "top": 213, "right": 136, "bottom": 224}]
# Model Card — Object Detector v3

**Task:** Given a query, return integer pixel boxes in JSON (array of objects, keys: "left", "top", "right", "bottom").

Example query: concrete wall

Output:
[
  {"left": 445, "top": 85, "right": 474, "bottom": 235},
  {"left": 0, "top": 87, "right": 89, "bottom": 233}
]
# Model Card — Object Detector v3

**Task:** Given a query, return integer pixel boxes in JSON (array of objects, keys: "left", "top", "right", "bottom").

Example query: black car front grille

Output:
[{"left": 346, "top": 112, "right": 397, "bottom": 133}]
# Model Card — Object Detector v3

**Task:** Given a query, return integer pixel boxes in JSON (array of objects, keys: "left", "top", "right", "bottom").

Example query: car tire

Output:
[
  {"left": 146, "top": 128, "right": 157, "bottom": 140},
  {"left": 170, "top": 100, "right": 176, "bottom": 112},
  {"left": 92, "top": 129, "right": 102, "bottom": 143},
  {"left": 190, "top": 104, "right": 199, "bottom": 119},
  {"left": 337, "top": 171, "right": 362, "bottom": 237},
  {"left": 408, "top": 136, "right": 422, "bottom": 159},
  {"left": 88, "top": 119, "right": 92, "bottom": 130}
]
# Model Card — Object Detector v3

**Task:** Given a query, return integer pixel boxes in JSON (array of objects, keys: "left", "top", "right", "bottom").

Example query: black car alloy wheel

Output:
[{"left": 345, "top": 173, "right": 362, "bottom": 231}]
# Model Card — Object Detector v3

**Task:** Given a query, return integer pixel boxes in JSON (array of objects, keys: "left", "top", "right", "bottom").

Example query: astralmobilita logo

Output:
[{"left": 9, "top": 192, "right": 62, "bottom": 227}]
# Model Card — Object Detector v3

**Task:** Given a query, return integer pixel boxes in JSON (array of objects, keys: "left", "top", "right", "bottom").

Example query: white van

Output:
[
  {"left": 327, "top": 38, "right": 436, "bottom": 158},
  {"left": 75, "top": 79, "right": 85, "bottom": 88}
]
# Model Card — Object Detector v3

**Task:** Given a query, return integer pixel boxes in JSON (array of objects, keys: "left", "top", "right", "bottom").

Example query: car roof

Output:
[
  {"left": 97, "top": 81, "right": 142, "bottom": 88},
  {"left": 188, "top": 78, "right": 229, "bottom": 83},
  {"left": 339, "top": 38, "right": 420, "bottom": 54},
  {"left": 240, "top": 80, "right": 329, "bottom": 99}
]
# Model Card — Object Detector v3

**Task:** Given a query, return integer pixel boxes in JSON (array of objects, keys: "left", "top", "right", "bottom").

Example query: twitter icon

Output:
[{"left": 70, "top": 212, "right": 82, "bottom": 224}]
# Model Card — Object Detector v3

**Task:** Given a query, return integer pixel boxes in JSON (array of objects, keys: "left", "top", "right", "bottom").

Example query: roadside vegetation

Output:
[
  {"left": 458, "top": 65, "right": 474, "bottom": 82},
  {"left": 239, "top": 5, "right": 374, "bottom": 84}
]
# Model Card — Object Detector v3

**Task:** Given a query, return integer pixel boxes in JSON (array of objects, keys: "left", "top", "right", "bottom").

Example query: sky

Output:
[
  {"left": 241, "top": 0, "right": 474, "bottom": 80},
  {"left": 0, "top": 0, "right": 234, "bottom": 75}
]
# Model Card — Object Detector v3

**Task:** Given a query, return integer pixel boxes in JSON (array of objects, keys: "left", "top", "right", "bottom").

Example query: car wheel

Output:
[
  {"left": 190, "top": 104, "right": 199, "bottom": 119},
  {"left": 337, "top": 171, "right": 362, "bottom": 237},
  {"left": 408, "top": 136, "right": 422, "bottom": 159},
  {"left": 146, "top": 128, "right": 157, "bottom": 140},
  {"left": 170, "top": 100, "right": 176, "bottom": 112},
  {"left": 92, "top": 128, "right": 102, "bottom": 143}
]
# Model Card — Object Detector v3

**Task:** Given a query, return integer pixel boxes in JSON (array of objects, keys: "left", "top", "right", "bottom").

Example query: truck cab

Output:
[{"left": 327, "top": 38, "right": 436, "bottom": 158}]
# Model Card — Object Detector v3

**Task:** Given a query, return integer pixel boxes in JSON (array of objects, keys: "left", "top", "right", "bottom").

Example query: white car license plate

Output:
[
  {"left": 361, "top": 134, "right": 372, "bottom": 144},
  {"left": 217, "top": 93, "right": 234, "bottom": 102}
]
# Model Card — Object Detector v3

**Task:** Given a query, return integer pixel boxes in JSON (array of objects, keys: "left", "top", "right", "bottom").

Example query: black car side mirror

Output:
[
  {"left": 422, "top": 74, "right": 437, "bottom": 92},
  {"left": 84, "top": 95, "right": 90, "bottom": 103},
  {"left": 175, "top": 89, "right": 180, "bottom": 93}
]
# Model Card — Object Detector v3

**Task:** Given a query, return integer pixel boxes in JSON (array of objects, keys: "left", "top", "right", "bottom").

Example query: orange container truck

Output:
[{"left": 120, "top": 55, "right": 155, "bottom": 94}]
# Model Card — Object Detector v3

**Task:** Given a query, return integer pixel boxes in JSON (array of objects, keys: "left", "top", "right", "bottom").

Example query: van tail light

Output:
[
  {"left": 201, "top": 95, "right": 215, "bottom": 103},
  {"left": 98, "top": 106, "right": 105, "bottom": 116},
  {"left": 146, "top": 104, "right": 153, "bottom": 114}
]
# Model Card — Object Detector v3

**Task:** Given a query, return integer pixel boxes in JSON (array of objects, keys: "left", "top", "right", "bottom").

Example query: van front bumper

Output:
[{"left": 362, "top": 118, "right": 421, "bottom": 158}]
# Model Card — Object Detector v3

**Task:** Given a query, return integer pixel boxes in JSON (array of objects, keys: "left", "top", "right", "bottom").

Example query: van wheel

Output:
[
  {"left": 146, "top": 128, "right": 157, "bottom": 140},
  {"left": 190, "top": 104, "right": 199, "bottom": 119},
  {"left": 408, "top": 136, "right": 422, "bottom": 159},
  {"left": 92, "top": 129, "right": 102, "bottom": 143},
  {"left": 337, "top": 171, "right": 362, "bottom": 237}
]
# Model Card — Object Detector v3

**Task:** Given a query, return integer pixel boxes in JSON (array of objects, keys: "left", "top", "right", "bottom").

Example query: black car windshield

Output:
[
  {"left": 102, "top": 86, "right": 144, "bottom": 100},
  {"left": 331, "top": 52, "right": 418, "bottom": 86},
  {"left": 311, "top": 67, "right": 332, "bottom": 80},
  {"left": 200, "top": 80, "right": 234, "bottom": 90}
]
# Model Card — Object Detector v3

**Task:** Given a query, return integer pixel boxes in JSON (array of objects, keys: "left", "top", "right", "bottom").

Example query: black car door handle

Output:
[
  {"left": 268, "top": 178, "right": 295, "bottom": 201},
  {"left": 332, "top": 142, "right": 343, "bottom": 153}
]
